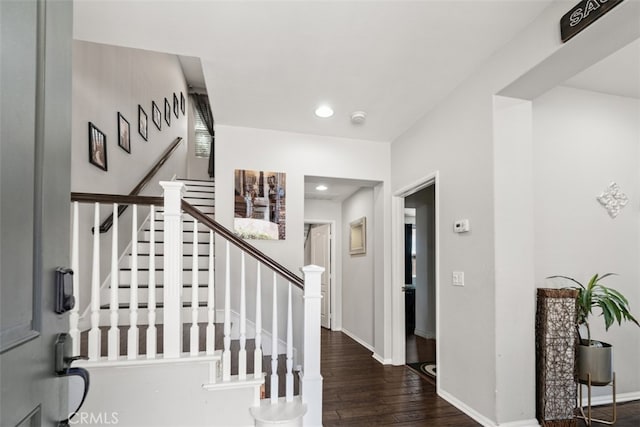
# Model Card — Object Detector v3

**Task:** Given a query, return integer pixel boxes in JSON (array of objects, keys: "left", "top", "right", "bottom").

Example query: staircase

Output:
[
  {"left": 69, "top": 179, "right": 322, "bottom": 426},
  {"left": 94, "top": 178, "right": 215, "bottom": 327}
]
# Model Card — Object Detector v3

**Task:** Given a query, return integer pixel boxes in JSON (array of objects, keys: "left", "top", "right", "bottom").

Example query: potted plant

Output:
[{"left": 548, "top": 273, "right": 639, "bottom": 385}]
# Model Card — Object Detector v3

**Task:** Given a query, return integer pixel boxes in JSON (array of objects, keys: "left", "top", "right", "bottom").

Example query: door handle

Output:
[{"left": 55, "top": 333, "right": 90, "bottom": 426}]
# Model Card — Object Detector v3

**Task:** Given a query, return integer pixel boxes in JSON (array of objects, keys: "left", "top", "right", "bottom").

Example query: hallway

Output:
[{"left": 321, "top": 329, "right": 478, "bottom": 426}]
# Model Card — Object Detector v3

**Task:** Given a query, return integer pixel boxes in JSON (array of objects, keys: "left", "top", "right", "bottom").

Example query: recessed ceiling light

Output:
[
  {"left": 315, "top": 185, "right": 328, "bottom": 191},
  {"left": 315, "top": 105, "right": 334, "bottom": 118}
]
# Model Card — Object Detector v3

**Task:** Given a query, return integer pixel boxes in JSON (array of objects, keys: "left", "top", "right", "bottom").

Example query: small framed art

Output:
[
  {"left": 152, "top": 101, "right": 161, "bottom": 131},
  {"left": 349, "top": 217, "right": 366, "bottom": 255},
  {"left": 88, "top": 122, "right": 107, "bottom": 171},
  {"left": 164, "top": 97, "right": 171, "bottom": 127},
  {"left": 117, "top": 112, "right": 130, "bottom": 153},
  {"left": 138, "top": 104, "right": 148, "bottom": 141},
  {"left": 173, "top": 93, "right": 179, "bottom": 118}
]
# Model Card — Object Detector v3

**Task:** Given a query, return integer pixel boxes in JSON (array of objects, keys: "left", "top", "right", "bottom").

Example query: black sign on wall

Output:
[{"left": 561, "top": 0, "right": 625, "bottom": 42}]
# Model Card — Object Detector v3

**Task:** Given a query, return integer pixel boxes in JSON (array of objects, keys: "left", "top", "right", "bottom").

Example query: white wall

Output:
[
  {"left": 71, "top": 40, "right": 189, "bottom": 310},
  {"left": 390, "top": 1, "right": 640, "bottom": 424},
  {"left": 533, "top": 86, "right": 640, "bottom": 396},
  {"left": 341, "top": 188, "right": 375, "bottom": 347},
  {"left": 215, "top": 125, "right": 391, "bottom": 364}
]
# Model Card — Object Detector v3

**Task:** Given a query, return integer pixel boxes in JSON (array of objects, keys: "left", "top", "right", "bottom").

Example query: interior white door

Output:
[{"left": 310, "top": 224, "right": 331, "bottom": 329}]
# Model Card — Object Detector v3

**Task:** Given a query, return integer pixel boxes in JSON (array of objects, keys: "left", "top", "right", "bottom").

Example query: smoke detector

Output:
[{"left": 351, "top": 111, "right": 367, "bottom": 124}]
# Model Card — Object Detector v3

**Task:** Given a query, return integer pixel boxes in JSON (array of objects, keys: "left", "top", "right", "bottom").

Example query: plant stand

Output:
[
  {"left": 576, "top": 372, "right": 616, "bottom": 426},
  {"left": 536, "top": 288, "right": 579, "bottom": 427}
]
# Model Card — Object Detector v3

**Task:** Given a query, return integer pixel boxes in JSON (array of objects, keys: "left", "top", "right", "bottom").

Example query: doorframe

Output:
[
  {"left": 304, "top": 219, "right": 338, "bottom": 331},
  {"left": 391, "top": 171, "right": 440, "bottom": 389}
]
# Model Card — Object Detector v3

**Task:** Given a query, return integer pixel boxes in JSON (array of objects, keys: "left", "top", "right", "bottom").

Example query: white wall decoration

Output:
[{"left": 596, "top": 182, "right": 628, "bottom": 218}]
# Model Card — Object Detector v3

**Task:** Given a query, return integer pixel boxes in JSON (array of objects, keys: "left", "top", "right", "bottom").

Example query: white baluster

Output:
[
  {"left": 107, "top": 203, "right": 120, "bottom": 360},
  {"left": 301, "top": 265, "right": 325, "bottom": 426},
  {"left": 254, "top": 263, "right": 262, "bottom": 379},
  {"left": 146, "top": 205, "right": 157, "bottom": 359},
  {"left": 270, "top": 272, "right": 279, "bottom": 404},
  {"left": 127, "top": 204, "right": 139, "bottom": 359},
  {"left": 69, "top": 201, "right": 80, "bottom": 355},
  {"left": 222, "top": 241, "right": 231, "bottom": 381},
  {"left": 206, "top": 230, "right": 215, "bottom": 355},
  {"left": 238, "top": 252, "right": 247, "bottom": 379},
  {"left": 88, "top": 202, "right": 101, "bottom": 361},
  {"left": 286, "top": 282, "right": 293, "bottom": 402},
  {"left": 190, "top": 218, "right": 200, "bottom": 356},
  {"left": 160, "top": 181, "right": 185, "bottom": 359}
]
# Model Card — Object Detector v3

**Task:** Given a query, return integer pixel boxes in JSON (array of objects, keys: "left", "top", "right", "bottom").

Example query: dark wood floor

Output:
[
  {"left": 321, "top": 329, "right": 640, "bottom": 426},
  {"left": 405, "top": 333, "right": 436, "bottom": 365},
  {"left": 322, "top": 329, "right": 478, "bottom": 426}
]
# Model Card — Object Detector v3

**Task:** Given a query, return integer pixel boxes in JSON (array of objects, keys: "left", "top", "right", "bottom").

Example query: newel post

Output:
[
  {"left": 160, "top": 181, "right": 185, "bottom": 358},
  {"left": 301, "top": 264, "right": 324, "bottom": 427}
]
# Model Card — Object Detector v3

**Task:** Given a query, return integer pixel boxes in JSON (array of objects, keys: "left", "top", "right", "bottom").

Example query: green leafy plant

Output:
[{"left": 548, "top": 273, "right": 639, "bottom": 345}]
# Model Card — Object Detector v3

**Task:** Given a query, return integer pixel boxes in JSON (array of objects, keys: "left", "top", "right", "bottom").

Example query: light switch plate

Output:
[{"left": 452, "top": 271, "right": 464, "bottom": 286}]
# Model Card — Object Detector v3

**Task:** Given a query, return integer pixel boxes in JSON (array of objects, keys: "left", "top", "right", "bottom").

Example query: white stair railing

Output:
[
  {"left": 254, "top": 263, "right": 262, "bottom": 379},
  {"left": 190, "top": 218, "right": 199, "bottom": 356},
  {"left": 222, "top": 241, "right": 231, "bottom": 381},
  {"left": 206, "top": 230, "right": 215, "bottom": 355},
  {"left": 108, "top": 203, "right": 120, "bottom": 360},
  {"left": 146, "top": 205, "right": 157, "bottom": 359},
  {"left": 88, "top": 202, "right": 101, "bottom": 361},
  {"left": 270, "top": 272, "right": 279, "bottom": 404},
  {"left": 127, "top": 204, "right": 139, "bottom": 360},
  {"left": 286, "top": 282, "right": 293, "bottom": 402},
  {"left": 160, "top": 181, "right": 185, "bottom": 359},
  {"left": 70, "top": 183, "right": 324, "bottom": 421}
]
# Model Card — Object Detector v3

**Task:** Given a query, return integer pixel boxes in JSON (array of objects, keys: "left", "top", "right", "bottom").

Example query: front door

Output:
[
  {"left": 0, "top": 1, "right": 73, "bottom": 425},
  {"left": 310, "top": 224, "right": 331, "bottom": 329}
]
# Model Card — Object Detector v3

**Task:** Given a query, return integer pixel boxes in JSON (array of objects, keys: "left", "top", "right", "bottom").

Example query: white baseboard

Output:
[
  {"left": 414, "top": 328, "right": 435, "bottom": 339},
  {"left": 437, "top": 389, "right": 498, "bottom": 427},
  {"left": 340, "top": 328, "right": 374, "bottom": 353},
  {"left": 372, "top": 352, "right": 392, "bottom": 365},
  {"left": 579, "top": 390, "right": 640, "bottom": 407},
  {"left": 497, "top": 419, "right": 540, "bottom": 427}
]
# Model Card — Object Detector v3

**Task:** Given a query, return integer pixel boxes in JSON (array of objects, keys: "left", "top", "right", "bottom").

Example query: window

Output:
[{"left": 194, "top": 107, "right": 212, "bottom": 158}]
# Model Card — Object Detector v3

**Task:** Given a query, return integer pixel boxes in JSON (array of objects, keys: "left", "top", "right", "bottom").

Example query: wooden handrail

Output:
[
  {"left": 96, "top": 137, "right": 184, "bottom": 233},
  {"left": 182, "top": 201, "right": 304, "bottom": 289},
  {"left": 70, "top": 193, "right": 164, "bottom": 206}
]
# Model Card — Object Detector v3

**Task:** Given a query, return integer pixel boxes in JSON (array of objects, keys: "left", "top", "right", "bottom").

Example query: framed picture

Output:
[
  {"left": 180, "top": 92, "right": 186, "bottom": 115},
  {"left": 138, "top": 105, "right": 148, "bottom": 141},
  {"left": 88, "top": 122, "right": 107, "bottom": 171},
  {"left": 152, "top": 101, "right": 161, "bottom": 131},
  {"left": 349, "top": 217, "right": 366, "bottom": 255},
  {"left": 117, "top": 112, "right": 130, "bottom": 153},
  {"left": 164, "top": 97, "right": 171, "bottom": 127},
  {"left": 173, "top": 93, "right": 179, "bottom": 118},
  {"left": 233, "top": 169, "right": 287, "bottom": 240}
]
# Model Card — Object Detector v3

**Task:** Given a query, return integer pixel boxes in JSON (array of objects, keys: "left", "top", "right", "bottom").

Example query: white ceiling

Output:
[
  {"left": 563, "top": 38, "right": 640, "bottom": 99},
  {"left": 73, "top": 0, "right": 555, "bottom": 142}
]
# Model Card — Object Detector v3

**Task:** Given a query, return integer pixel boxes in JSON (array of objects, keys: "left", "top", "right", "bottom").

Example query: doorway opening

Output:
[
  {"left": 304, "top": 221, "right": 332, "bottom": 329},
  {"left": 403, "top": 184, "right": 437, "bottom": 383}
]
